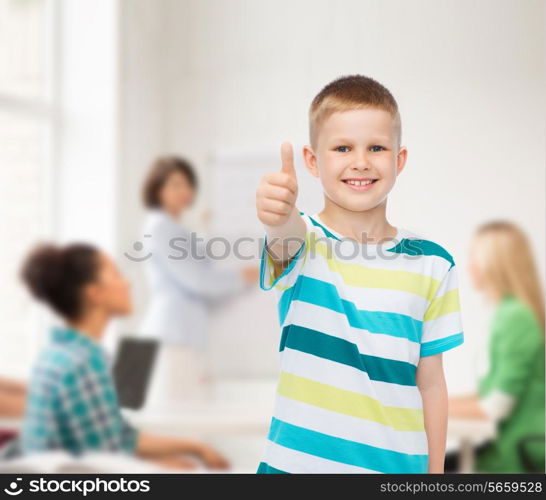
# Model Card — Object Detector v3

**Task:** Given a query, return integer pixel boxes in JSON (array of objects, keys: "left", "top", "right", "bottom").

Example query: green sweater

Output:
[{"left": 476, "top": 296, "right": 545, "bottom": 473}]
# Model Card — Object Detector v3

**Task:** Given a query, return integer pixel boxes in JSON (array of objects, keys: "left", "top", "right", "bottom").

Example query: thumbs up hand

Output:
[{"left": 256, "top": 142, "right": 299, "bottom": 227}]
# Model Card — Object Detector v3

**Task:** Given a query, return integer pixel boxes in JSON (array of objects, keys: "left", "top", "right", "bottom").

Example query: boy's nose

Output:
[{"left": 352, "top": 152, "right": 370, "bottom": 170}]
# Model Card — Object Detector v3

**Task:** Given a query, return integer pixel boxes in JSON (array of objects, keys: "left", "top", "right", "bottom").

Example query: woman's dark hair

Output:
[
  {"left": 20, "top": 243, "right": 100, "bottom": 320},
  {"left": 142, "top": 155, "right": 198, "bottom": 209}
]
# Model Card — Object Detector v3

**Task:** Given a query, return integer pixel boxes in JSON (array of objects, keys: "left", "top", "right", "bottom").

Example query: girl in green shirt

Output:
[{"left": 447, "top": 221, "right": 545, "bottom": 473}]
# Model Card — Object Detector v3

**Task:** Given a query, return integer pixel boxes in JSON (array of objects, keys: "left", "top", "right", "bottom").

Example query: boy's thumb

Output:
[{"left": 280, "top": 142, "right": 296, "bottom": 179}]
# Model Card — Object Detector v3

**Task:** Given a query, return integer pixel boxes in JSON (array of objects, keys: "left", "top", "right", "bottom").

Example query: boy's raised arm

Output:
[{"left": 256, "top": 142, "right": 306, "bottom": 273}]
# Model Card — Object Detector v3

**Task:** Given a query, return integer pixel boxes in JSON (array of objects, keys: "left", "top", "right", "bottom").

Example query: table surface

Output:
[
  {"left": 1, "top": 379, "right": 497, "bottom": 472},
  {"left": 2, "top": 378, "right": 497, "bottom": 441}
]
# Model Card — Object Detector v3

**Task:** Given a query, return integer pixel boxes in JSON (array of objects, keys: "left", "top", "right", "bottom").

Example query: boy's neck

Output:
[{"left": 318, "top": 198, "right": 396, "bottom": 244}]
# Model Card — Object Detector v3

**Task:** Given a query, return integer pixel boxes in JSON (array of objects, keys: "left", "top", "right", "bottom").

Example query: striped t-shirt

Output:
[{"left": 257, "top": 212, "right": 464, "bottom": 474}]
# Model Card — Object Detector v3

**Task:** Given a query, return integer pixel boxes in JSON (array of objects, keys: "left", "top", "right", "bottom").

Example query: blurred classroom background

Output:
[{"left": 0, "top": 0, "right": 544, "bottom": 473}]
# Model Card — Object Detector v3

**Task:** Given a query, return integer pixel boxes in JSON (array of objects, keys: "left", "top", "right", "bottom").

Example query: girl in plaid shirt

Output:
[{"left": 20, "top": 242, "right": 228, "bottom": 471}]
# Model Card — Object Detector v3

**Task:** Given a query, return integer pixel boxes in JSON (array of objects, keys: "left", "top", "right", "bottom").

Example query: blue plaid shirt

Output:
[{"left": 21, "top": 326, "right": 138, "bottom": 456}]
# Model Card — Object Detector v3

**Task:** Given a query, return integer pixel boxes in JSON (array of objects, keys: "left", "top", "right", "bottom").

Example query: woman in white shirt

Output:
[{"left": 139, "top": 156, "right": 258, "bottom": 348}]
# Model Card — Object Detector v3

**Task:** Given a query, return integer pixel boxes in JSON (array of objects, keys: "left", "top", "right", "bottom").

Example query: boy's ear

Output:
[
  {"left": 396, "top": 146, "right": 408, "bottom": 176},
  {"left": 303, "top": 145, "right": 319, "bottom": 178}
]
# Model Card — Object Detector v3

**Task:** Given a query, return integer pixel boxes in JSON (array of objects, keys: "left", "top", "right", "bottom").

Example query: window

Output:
[{"left": 0, "top": 0, "right": 55, "bottom": 377}]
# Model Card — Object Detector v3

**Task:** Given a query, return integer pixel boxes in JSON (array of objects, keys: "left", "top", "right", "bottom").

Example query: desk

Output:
[
  {"left": 123, "top": 378, "right": 275, "bottom": 435},
  {"left": 448, "top": 418, "right": 496, "bottom": 473},
  {"left": 1, "top": 379, "right": 497, "bottom": 473},
  {"left": 0, "top": 417, "right": 20, "bottom": 432},
  {"left": 122, "top": 379, "right": 276, "bottom": 472}
]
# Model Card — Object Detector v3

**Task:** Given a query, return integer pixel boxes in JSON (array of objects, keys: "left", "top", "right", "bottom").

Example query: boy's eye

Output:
[
  {"left": 370, "top": 145, "right": 385, "bottom": 152},
  {"left": 335, "top": 146, "right": 350, "bottom": 152}
]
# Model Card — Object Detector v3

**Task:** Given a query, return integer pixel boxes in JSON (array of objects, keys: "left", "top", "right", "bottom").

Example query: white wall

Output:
[
  {"left": 117, "top": 0, "right": 545, "bottom": 390},
  {"left": 56, "top": 0, "right": 119, "bottom": 251},
  {"left": 114, "top": 0, "right": 170, "bottom": 342}
]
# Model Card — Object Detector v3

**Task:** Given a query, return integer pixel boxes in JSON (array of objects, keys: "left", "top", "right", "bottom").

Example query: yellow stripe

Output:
[
  {"left": 277, "top": 371, "right": 424, "bottom": 432},
  {"left": 423, "top": 289, "right": 460, "bottom": 321},
  {"left": 311, "top": 238, "right": 440, "bottom": 300}
]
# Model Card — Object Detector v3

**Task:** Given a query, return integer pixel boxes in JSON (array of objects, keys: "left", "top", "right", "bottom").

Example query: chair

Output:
[{"left": 517, "top": 435, "right": 545, "bottom": 473}]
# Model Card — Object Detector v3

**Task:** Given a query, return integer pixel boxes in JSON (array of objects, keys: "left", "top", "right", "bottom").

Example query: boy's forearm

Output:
[
  {"left": 420, "top": 382, "right": 448, "bottom": 473},
  {"left": 264, "top": 208, "right": 306, "bottom": 263}
]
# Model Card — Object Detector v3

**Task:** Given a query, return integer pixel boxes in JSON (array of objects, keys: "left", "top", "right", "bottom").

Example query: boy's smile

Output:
[
  {"left": 304, "top": 108, "right": 407, "bottom": 213},
  {"left": 341, "top": 177, "right": 378, "bottom": 191}
]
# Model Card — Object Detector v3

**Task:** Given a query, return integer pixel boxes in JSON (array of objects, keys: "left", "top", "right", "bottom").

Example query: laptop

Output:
[{"left": 113, "top": 337, "right": 159, "bottom": 410}]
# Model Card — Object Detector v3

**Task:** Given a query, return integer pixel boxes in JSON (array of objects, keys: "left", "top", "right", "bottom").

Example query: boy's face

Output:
[{"left": 304, "top": 108, "right": 407, "bottom": 213}]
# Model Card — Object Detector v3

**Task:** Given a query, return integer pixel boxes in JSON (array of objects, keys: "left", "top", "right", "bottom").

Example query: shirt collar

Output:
[{"left": 49, "top": 325, "right": 103, "bottom": 355}]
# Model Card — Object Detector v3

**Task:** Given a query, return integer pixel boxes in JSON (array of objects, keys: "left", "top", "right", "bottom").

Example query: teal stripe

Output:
[
  {"left": 277, "top": 283, "right": 295, "bottom": 324},
  {"left": 387, "top": 239, "right": 455, "bottom": 270},
  {"left": 420, "top": 332, "right": 464, "bottom": 357},
  {"left": 257, "top": 462, "right": 289, "bottom": 474},
  {"left": 268, "top": 417, "right": 427, "bottom": 473},
  {"left": 280, "top": 324, "right": 417, "bottom": 385},
  {"left": 307, "top": 216, "right": 341, "bottom": 241},
  {"left": 278, "top": 275, "right": 422, "bottom": 343}
]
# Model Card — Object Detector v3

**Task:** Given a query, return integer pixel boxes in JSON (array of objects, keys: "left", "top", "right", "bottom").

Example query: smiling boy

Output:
[{"left": 255, "top": 75, "right": 464, "bottom": 473}]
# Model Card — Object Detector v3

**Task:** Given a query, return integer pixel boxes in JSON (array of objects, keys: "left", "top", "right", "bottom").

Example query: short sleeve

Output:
[
  {"left": 420, "top": 264, "right": 464, "bottom": 357},
  {"left": 480, "top": 305, "right": 542, "bottom": 399},
  {"left": 259, "top": 215, "right": 310, "bottom": 292}
]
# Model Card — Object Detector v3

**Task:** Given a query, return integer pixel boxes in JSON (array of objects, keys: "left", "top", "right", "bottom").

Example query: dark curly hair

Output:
[{"left": 20, "top": 243, "right": 100, "bottom": 320}]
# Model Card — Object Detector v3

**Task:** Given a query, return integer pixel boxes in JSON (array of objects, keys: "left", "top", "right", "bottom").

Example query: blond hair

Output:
[
  {"left": 474, "top": 221, "right": 545, "bottom": 331},
  {"left": 309, "top": 74, "right": 401, "bottom": 148}
]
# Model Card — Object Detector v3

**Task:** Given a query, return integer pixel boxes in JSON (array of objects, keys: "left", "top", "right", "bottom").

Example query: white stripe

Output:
[
  {"left": 263, "top": 440, "right": 381, "bottom": 473},
  {"left": 422, "top": 311, "right": 463, "bottom": 343},
  {"left": 280, "top": 347, "right": 423, "bottom": 409},
  {"left": 273, "top": 394, "right": 428, "bottom": 455},
  {"left": 433, "top": 267, "right": 459, "bottom": 296},
  {"left": 285, "top": 300, "right": 421, "bottom": 365}
]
